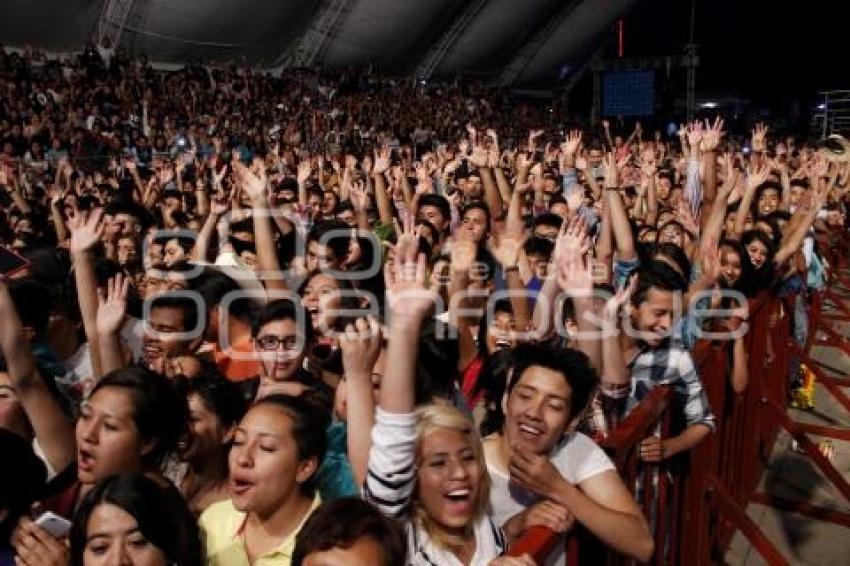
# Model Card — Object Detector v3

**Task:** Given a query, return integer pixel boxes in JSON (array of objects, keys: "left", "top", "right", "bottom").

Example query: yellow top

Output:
[{"left": 199, "top": 494, "right": 321, "bottom": 566}]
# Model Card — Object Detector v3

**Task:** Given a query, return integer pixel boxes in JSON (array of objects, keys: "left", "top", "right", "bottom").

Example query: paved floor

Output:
[{"left": 725, "top": 284, "right": 850, "bottom": 565}]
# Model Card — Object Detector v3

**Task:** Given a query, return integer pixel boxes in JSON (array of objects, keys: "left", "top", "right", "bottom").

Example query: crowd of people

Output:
[{"left": 0, "top": 42, "right": 847, "bottom": 566}]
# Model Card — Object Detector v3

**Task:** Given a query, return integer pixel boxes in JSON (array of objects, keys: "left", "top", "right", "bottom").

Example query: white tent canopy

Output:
[{"left": 1, "top": 0, "right": 638, "bottom": 86}]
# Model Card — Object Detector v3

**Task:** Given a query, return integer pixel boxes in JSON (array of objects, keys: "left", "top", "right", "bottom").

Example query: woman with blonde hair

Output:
[{"left": 361, "top": 237, "right": 532, "bottom": 566}]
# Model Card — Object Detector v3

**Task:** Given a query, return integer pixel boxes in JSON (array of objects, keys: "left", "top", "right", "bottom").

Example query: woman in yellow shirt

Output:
[{"left": 199, "top": 394, "right": 328, "bottom": 566}]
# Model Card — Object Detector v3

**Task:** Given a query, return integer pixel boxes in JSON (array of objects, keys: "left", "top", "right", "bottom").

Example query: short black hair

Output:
[
  {"left": 252, "top": 394, "right": 329, "bottom": 495},
  {"left": 292, "top": 498, "right": 406, "bottom": 566},
  {"left": 251, "top": 298, "right": 314, "bottom": 345},
  {"left": 523, "top": 236, "right": 555, "bottom": 258},
  {"left": 418, "top": 194, "right": 451, "bottom": 227},
  {"left": 149, "top": 293, "right": 200, "bottom": 334},
  {"left": 7, "top": 278, "right": 52, "bottom": 339},
  {"left": 69, "top": 474, "right": 201, "bottom": 566},
  {"left": 631, "top": 260, "right": 687, "bottom": 307},
  {"left": 461, "top": 201, "right": 491, "bottom": 232},
  {"left": 532, "top": 212, "right": 563, "bottom": 231},
  {"left": 504, "top": 343, "right": 598, "bottom": 422},
  {"left": 307, "top": 220, "right": 351, "bottom": 263},
  {"left": 190, "top": 267, "right": 259, "bottom": 322}
]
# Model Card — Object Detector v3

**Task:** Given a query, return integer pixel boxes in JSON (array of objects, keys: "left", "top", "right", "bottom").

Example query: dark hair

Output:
[
  {"left": 190, "top": 267, "right": 259, "bottom": 322},
  {"left": 476, "top": 298, "right": 512, "bottom": 358},
  {"left": 149, "top": 293, "right": 200, "bottom": 334},
  {"left": 7, "top": 278, "right": 52, "bottom": 339},
  {"left": 739, "top": 229, "right": 777, "bottom": 295},
  {"left": 0, "top": 430, "right": 46, "bottom": 545},
  {"left": 523, "top": 236, "right": 555, "bottom": 259},
  {"left": 631, "top": 260, "right": 688, "bottom": 307},
  {"left": 251, "top": 394, "right": 329, "bottom": 495},
  {"left": 307, "top": 220, "right": 351, "bottom": 263},
  {"left": 476, "top": 349, "right": 515, "bottom": 436},
  {"left": 418, "top": 194, "right": 451, "bottom": 229},
  {"left": 69, "top": 474, "right": 201, "bottom": 566},
  {"left": 652, "top": 241, "right": 692, "bottom": 279},
  {"left": 532, "top": 212, "right": 563, "bottom": 231},
  {"left": 503, "top": 344, "right": 598, "bottom": 422},
  {"left": 292, "top": 498, "right": 406, "bottom": 566},
  {"left": 89, "top": 368, "right": 188, "bottom": 469},
  {"left": 251, "top": 298, "right": 315, "bottom": 344},
  {"left": 297, "top": 270, "right": 363, "bottom": 332},
  {"left": 182, "top": 371, "right": 247, "bottom": 428},
  {"left": 460, "top": 201, "right": 491, "bottom": 233}
]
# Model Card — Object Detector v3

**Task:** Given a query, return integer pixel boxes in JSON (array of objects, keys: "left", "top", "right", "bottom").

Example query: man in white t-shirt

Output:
[{"left": 482, "top": 344, "right": 653, "bottom": 565}]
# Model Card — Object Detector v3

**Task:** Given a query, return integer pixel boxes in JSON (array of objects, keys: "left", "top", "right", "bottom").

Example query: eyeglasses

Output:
[{"left": 255, "top": 335, "right": 301, "bottom": 352}]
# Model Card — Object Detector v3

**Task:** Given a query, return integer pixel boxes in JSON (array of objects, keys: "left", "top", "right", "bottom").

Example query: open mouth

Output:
[
  {"left": 442, "top": 487, "right": 473, "bottom": 512},
  {"left": 78, "top": 448, "right": 96, "bottom": 472},
  {"left": 495, "top": 338, "right": 512, "bottom": 350},
  {"left": 518, "top": 422, "right": 544, "bottom": 439},
  {"left": 230, "top": 477, "right": 254, "bottom": 496}
]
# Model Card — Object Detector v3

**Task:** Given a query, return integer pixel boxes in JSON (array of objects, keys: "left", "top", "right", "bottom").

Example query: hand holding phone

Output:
[{"left": 34, "top": 511, "right": 72, "bottom": 538}]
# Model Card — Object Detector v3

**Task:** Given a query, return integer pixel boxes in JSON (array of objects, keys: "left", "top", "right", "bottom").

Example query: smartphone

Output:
[
  {"left": 34, "top": 511, "right": 72, "bottom": 538},
  {"left": 0, "top": 247, "right": 30, "bottom": 277}
]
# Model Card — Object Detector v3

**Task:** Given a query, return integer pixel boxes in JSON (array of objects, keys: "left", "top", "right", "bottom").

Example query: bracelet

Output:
[{"left": 503, "top": 265, "right": 519, "bottom": 272}]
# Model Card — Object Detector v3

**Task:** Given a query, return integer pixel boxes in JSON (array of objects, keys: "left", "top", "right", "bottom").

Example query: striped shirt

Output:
[{"left": 364, "top": 409, "right": 506, "bottom": 566}]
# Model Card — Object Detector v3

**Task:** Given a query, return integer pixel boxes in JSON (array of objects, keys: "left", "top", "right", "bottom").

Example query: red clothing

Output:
[
  {"left": 213, "top": 335, "right": 260, "bottom": 382},
  {"left": 461, "top": 356, "right": 485, "bottom": 408}
]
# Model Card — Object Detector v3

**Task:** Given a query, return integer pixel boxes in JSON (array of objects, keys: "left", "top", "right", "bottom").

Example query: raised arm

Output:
[
  {"left": 68, "top": 208, "right": 106, "bottom": 379},
  {"left": 555, "top": 217, "right": 602, "bottom": 371},
  {"left": 234, "top": 158, "right": 286, "bottom": 292},
  {"left": 95, "top": 273, "right": 131, "bottom": 375},
  {"left": 604, "top": 154, "right": 637, "bottom": 261},
  {"left": 732, "top": 162, "right": 770, "bottom": 240},
  {"left": 0, "top": 278, "right": 75, "bottom": 473},
  {"left": 339, "top": 317, "right": 382, "bottom": 487},
  {"left": 448, "top": 230, "right": 479, "bottom": 373},
  {"left": 371, "top": 147, "right": 394, "bottom": 225}
]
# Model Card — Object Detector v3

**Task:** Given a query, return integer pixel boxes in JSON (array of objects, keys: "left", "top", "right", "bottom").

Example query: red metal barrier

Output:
[{"left": 506, "top": 274, "right": 841, "bottom": 564}]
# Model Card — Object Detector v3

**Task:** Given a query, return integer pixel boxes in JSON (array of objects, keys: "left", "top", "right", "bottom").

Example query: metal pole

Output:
[
  {"left": 823, "top": 93, "right": 829, "bottom": 138},
  {"left": 685, "top": 0, "right": 698, "bottom": 121}
]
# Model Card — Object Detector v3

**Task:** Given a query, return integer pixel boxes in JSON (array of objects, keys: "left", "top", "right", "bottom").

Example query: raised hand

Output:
[
  {"left": 68, "top": 208, "right": 105, "bottom": 254},
  {"left": 700, "top": 117, "right": 725, "bottom": 152},
  {"left": 605, "top": 274, "right": 637, "bottom": 321},
  {"left": 468, "top": 144, "right": 489, "bottom": 168},
  {"left": 385, "top": 234, "right": 435, "bottom": 324},
  {"left": 350, "top": 178, "right": 369, "bottom": 212},
  {"left": 746, "top": 160, "right": 771, "bottom": 191},
  {"left": 602, "top": 152, "right": 620, "bottom": 188},
  {"left": 687, "top": 121, "right": 703, "bottom": 151},
  {"left": 450, "top": 229, "right": 478, "bottom": 275},
  {"left": 554, "top": 217, "right": 592, "bottom": 294},
  {"left": 296, "top": 160, "right": 312, "bottom": 186},
  {"left": 232, "top": 158, "right": 268, "bottom": 206},
  {"left": 751, "top": 123, "right": 768, "bottom": 153},
  {"left": 96, "top": 272, "right": 130, "bottom": 336},
  {"left": 489, "top": 232, "right": 524, "bottom": 269},
  {"left": 373, "top": 145, "right": 390, "bottom": 176},
  {"left": 339, "top": 316, "right": 382, "bottom": 378},
  {"left": 561, "top": 129, "right": 583, "bottom": 157}
]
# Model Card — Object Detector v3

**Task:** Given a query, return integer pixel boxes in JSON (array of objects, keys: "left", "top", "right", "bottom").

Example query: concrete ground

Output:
[{"left": 725, "top": 280, "right": 850, "bottom": 565}]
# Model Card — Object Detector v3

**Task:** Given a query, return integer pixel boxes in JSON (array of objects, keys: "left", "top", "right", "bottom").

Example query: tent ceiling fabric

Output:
[
  {"left": 0, "top": 0, "right": 103, "bottom": 51},
  {"left": 0, "top": 0, "right": 639, "bottom": 86}
]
